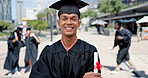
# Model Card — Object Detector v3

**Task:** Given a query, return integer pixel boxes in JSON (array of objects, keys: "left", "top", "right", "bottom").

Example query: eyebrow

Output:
[
  {"left": 61, "top": 16, "right": 67, "bottom": 18},
  {"left": 61, "top": 15, "right": 78, "bottom": 18},
  {"left": 71, "top": 16, "right": 78, "bottom": 18}
]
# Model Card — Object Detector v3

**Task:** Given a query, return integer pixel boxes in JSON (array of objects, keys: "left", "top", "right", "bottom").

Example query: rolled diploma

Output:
[
  {"left": 94, "top": 52, "right": 98, "bottom": 73},
  {"left": 14, "top": 32, "right": 18, "bottom": 38}
]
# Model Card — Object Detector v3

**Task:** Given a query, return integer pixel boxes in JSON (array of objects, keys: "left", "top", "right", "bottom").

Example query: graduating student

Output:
[
  {"left": 29, "top": 0, "right": 101, "bottom": 78},
  {"left": 24, "top": 28, "right": 40, "bottom": 72},
  {"left": 111, "top": 22, "right": 136, "bottom": 74},
  {"left": 4, "top": 27, "right": 23, "bottom": 76}
]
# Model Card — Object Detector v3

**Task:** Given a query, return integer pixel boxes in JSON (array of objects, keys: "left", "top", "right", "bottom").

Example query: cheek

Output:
[
  {"left": 58, "top": 21, "right": 65, "bottom": 27},
  {"left": 77, "top": 21, "right": 81, "bottom": 27},
  {"left": 76, "top": 23, "right": 80, "bottom": 28}
]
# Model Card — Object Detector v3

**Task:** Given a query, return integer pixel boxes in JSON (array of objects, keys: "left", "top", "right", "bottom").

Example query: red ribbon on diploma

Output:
[{"left": 94, "top": 62, "right": 102, "bottom": 70}]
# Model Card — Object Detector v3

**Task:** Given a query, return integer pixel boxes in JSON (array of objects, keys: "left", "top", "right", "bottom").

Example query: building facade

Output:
[
  {"left": 122, "top": 0, "right": 148, "bottom": 5},
  {"left": 0, "top": 0, "right": 12, "bottom": 22},
  {"left": 17, "top": 0, "right": 24, "bottom": 24},
  {"left": 26, "top": 4, "right": 42, "bottom": 20}
]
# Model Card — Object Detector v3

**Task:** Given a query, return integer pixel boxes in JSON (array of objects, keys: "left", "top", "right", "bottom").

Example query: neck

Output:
[{"left": 61, "top": 35, "right": 77, "bottom": 51}]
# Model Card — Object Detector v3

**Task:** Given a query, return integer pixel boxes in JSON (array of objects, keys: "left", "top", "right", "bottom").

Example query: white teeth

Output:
[{"left": 66, "top": 27, "right": 72, "bottom": 30}]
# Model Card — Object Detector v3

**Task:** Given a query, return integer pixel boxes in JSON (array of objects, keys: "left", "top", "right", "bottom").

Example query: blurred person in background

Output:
[
  {"left": 111, "top": 22, "right": 136, "bottom": 74},
  {"left": 136, "top": 23, "right": 143, "bottom": 42},
  {"left": 24, "top": 28, "right": 40, "bottom": 73},
  {"left": 4, "top": 26, "right": 24, "bottom": 76}
]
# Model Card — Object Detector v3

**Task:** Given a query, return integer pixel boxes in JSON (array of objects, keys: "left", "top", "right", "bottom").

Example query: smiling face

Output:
[{"left": 58, "top": 13, "right": 81, "bottom": 37}]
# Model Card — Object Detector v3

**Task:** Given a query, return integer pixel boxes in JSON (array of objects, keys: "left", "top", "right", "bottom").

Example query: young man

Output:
[
  {"left": 24, "top": 28, "right": 40, "bottom": 72},
  {"left": 4, "top": 27, "right": 23, "bottom": 76},
  {"left": 29, "top": 0, "right": 101, "bottom": 78},
  {"left": 111, "top": 22, "right": 136, "bottom": 74}
]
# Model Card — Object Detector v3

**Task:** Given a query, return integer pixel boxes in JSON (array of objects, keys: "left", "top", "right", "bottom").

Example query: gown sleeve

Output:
[
  {"left": 122, "top": 29, "right": 132, "bottom": 43},
  {"left": 87, "top": 45, "right": 101, "bottom": 73},
  {"left": 7, "top": 33, "right": 15, "bottom": 50},
  {"left": 29, "top": 45, "right": 52, "bottom": 78},
  {"left": 114, "top": 31, "right": 118, "bottom": 47}
]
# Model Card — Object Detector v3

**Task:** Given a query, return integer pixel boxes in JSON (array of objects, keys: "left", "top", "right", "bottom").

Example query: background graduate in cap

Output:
[
  {"left": 24, "top": 27, "right": 40, "bottom": 73},
  {"left": 29, "top": 0, "right": 101, "bottom": 78},
  {"left": 4, "top": 26, "right": 23, "bottom": 76}
]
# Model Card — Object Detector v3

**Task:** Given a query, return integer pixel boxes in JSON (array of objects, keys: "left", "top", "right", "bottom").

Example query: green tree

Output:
[
  {"left": 0, "top": 20, "right": 13, "bottom": 31},
  {"left": 98, "top": 0, "right": 124, "bottom": 25},
  {"left": 44, "top": 8, "right": 56, "bottom": 15},
  {"left": 81, "top": 8, "right": 97, "bottom": 19},
  {"left": 28, "top": 20, "right": 48, "bottom": 35},
  {"left": 37, "top": 13, "right": 47, "bottom": 21},
  {"left": 37, "top": 8, "right": 56, "bottom": 21}
]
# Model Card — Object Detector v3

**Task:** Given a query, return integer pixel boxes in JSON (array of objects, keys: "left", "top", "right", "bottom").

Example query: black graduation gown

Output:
[
  {"left": 24, "top": 36, "right": 38, "bottom": 66},
  {"left": 114, "top": 28, "right": 132, "bottom": 64},
  {"left": 29, "top": 39, "right": 101, "bottom": 78},
  {"left": 4, "top": 32, "right": 22, "bottom": 70},
  {"left": 114, "top": 28, "right": 132, "bottom": 47}
]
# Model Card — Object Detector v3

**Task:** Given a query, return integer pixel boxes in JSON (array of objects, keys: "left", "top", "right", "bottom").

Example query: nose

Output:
[{"left": 66, "top": 19, "right": 72, "bottom": 25}]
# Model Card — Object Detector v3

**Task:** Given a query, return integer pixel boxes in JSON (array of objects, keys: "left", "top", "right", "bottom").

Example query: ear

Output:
[
  {"left": 78, "top": 20, "right": 81, "bottom": 28},
  {"left": 57, "top": 20, "right": 61, "bottom": 28}
]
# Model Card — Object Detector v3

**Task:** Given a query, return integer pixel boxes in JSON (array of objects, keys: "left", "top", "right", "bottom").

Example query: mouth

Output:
[{"left": 64, "top": 27, "right": 74, "bottom": 32}]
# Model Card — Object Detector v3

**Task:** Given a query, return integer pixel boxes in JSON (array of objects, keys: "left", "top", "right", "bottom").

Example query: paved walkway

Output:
[{"left": 0, "top": 29, "right": 148, "bottom": 78}]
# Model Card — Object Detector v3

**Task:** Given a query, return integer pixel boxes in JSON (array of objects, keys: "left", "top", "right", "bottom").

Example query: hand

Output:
[
  {"left": 30, "top": 33, "right": 40, "bottom": 43},
  {"left": 15, "top": 37, "right": 18, "bottom": 41},
  {"left": 25, "top": 33, "right": 29, "bottom": 37},
  {"left": 83, "top": 72, "right": 102, "bottom": 78},
  {"left": 12, "top": 38, "right": 18, "bottom": 42},
  {"left": 30, "top": 33, "right": 35, "bottom": 37},
  {"left": 116, "top": 36, "right": 123, "bottom": 40},
  {"left": 94, "top": 73, "right": 102, "bottom": 78}
]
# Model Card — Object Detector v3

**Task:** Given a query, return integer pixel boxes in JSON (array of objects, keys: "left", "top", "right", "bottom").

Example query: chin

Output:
[
  {"left": 64, "top": 33, "right": 75, "bottom": 37},
  {"left": 65, "top": 34, "right": 73, "bottom": 37}
]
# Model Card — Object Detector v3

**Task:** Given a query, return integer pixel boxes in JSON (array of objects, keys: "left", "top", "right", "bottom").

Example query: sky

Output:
[
  {"left": 11, "top": 0, "right": 58, "bottom": 19},
  {"left": 11, "top": 0, "right": 98, "bottom": 19}
]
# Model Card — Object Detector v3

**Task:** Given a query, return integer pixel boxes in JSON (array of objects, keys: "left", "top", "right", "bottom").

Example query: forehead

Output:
[
  {"left": 26, "top": 30, "right": 31, "bottom": 32},
  {"left": 60, "top": 13, "right": 79, "bottom": 18}
]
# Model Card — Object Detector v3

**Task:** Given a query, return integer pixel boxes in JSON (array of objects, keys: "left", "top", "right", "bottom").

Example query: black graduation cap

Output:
[
  {"left": 17, "top": 26, "right": 23, "bottom": 31},
  {"left": 26, "top": 27, "right": 31, "bottom": 31},
  {"left": 49, "top": 0, "right": 89, "bottom": 18}
]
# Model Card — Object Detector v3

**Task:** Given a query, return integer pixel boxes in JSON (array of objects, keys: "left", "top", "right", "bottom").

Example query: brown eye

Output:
[
  {"left": 72, "top": 18, "right": 77, "bottom": 20},
  {"left": 71, "top": 18, "right": 78, "bottom": 22},
  {"left": 62, "top": 18, "right": 66, "bottom": 20}
]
